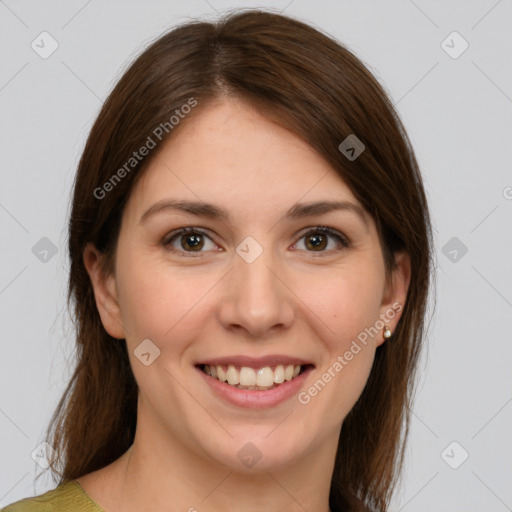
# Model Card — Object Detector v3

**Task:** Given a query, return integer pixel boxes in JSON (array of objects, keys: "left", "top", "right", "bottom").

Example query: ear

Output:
[
  {"left": 377, "top": 250, "right": 411, "bottom": 346},
  {"left": 83, "top": 242, "right": 125, "bottom": 339}
]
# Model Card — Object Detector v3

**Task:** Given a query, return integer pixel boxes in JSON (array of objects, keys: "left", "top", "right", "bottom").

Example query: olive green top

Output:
[{"left": 1, "top": 480, "right": 104, "bottom": 512}]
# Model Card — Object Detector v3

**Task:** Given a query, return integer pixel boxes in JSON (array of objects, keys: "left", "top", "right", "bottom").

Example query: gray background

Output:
[{"left": 1, "top": 0, "right": 511, "bottom": 510}]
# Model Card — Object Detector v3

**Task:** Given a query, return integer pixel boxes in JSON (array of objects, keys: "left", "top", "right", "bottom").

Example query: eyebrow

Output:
[{"left": 139, "top": 199, "right": 368, "bottom": 227}]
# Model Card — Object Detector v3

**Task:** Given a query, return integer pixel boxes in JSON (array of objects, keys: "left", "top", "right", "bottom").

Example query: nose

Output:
[{"left": 217, "top": 246, "right": 295, "bottom": 338}]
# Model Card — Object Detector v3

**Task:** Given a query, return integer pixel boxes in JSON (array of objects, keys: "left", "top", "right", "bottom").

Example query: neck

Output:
[{"left": 87, "top": 407, "right": 338, "bottom": 512}]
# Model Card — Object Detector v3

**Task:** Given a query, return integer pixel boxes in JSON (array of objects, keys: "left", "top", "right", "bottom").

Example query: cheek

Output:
[
  {"left": 293, "top": 265, "right": 383, "bottom": 412},
  {"left": 115, "top": 254, "right": 217, "bottom": 346},
  {"left": 299, "top": 264, "right": 384, "bottom": 347},
  {"left": 297, "top": 277, "right": 380, "bottom": 424}
]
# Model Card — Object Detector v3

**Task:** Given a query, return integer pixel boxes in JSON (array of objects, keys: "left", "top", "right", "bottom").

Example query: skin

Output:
[{"left": 79, "top": 96, "right": 410, "bottom": 512}]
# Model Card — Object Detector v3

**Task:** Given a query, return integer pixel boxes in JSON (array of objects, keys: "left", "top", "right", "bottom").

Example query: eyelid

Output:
[
  {"left": 162, "top": 227, "right": 219, "bottom": 256},
  {"left": 162, "top": 225, "right": 352, "bottom": 255},
  {"left": 294, "top": 226, "right": 352, "bottom": 248}
]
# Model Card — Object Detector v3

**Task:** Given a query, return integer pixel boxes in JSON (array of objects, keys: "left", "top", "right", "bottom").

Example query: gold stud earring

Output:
[{"left": 383, "top": 326, "right": 392, "bottom": 339}]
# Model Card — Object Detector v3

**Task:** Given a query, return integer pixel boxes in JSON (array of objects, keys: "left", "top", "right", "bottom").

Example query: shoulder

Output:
[{"left": 1, "top": 480, "right": 104, "bottom": 512}]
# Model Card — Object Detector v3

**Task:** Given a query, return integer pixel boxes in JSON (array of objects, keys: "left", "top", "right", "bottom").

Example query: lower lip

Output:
[{"left": 196, "top": 365, "right": 314, "bottom": 409}]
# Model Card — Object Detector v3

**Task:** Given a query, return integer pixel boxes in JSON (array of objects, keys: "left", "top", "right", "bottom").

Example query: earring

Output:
[{"left": 383, "top": 326, "right": 392, "bottom": 339}]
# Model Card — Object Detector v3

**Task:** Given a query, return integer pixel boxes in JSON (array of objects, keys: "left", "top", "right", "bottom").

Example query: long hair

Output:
[{"left": 44, "top": 9, "right": 433, "bottom": 511}]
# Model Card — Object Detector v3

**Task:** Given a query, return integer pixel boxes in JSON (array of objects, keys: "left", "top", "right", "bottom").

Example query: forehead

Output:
[{"left": 125, "top": 97, "right": 362, "bottom": 222}]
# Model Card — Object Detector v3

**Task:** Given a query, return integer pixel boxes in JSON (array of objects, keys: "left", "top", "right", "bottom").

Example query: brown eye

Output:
[
  {"left": 180, "top": 232, "right": 204, "bottom": 251},
  {"left": 163, "top": 228, "right": 218, "bottom": 255},
  {"left": 295, "top": 227, "right": 351, "bottom": 253},
  {"left": 305, "top": 233, "right": 328, "bottom": 251}
]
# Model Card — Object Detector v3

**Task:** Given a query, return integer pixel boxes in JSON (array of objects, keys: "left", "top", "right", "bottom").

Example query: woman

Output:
[{"left": 3, "top": 8, "right": 433, "bottom": 512}]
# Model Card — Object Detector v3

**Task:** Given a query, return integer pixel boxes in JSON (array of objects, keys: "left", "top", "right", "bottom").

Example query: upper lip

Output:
[{"left": 196, "top": 355, "right": 314, "bottom": 368}]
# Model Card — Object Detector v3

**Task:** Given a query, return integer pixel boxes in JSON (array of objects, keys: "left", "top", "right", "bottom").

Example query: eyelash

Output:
[{"left": 162, "top": 226, "right": 352, "bottom": 257}]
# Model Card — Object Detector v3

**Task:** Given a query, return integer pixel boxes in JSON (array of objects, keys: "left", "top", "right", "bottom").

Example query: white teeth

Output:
[
  {"left": 217, "top": 365, "right": 227, "bottom": 382},
  {"left": 284, "top": 364, "right": 294, "bottom": 381},
  {"left": 203, "top": 363, "right": 304, "bottom": 389},
  {"left": 256, "top": 367, "right": 274, "bottom": 387},
  {"left": 226, "top": 364, "right": 239, "bottom": 385},
  {"left": 274, "top": 365, "right": 285, "bottom": 383},
  {"left": 239, "top": 367, "right": 256, "bottom": 386}
]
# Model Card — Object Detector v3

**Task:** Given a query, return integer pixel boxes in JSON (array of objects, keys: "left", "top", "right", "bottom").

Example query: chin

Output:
[{"left": 199, "top": 424, "right": 314, "bottom": 473}]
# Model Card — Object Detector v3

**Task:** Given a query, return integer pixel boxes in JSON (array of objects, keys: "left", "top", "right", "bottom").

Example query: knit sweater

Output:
[{"left": 1, "top": 481, "right": 104, "bottom": 512}]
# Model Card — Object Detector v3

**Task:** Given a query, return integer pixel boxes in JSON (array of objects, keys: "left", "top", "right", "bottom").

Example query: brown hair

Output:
[{"left": 44, "top": 9, "right": 433, "bottom": 511}]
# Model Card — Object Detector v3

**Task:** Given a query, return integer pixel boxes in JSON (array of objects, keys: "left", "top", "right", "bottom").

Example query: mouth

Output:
[
  {"left": 197, "top": 363, "right": 313, "bottom": 391},
  {"left": 194, "top": 356, "right": 315, "bottom": 409}
]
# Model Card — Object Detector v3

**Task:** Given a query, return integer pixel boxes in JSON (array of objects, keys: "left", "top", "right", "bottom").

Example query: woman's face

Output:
[{"left": 86, "top": 97, "right": 409, "bottom": 472}]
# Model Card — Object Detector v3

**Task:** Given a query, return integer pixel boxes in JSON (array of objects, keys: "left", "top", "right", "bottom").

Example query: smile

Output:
[
  {"left": 195, "top": 355, "right": 315, "bottom": 408},
  {"left": 200, "top": 363, "right": 307, "bottom": 390}
]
